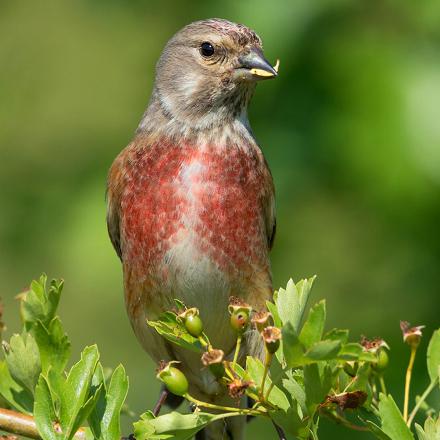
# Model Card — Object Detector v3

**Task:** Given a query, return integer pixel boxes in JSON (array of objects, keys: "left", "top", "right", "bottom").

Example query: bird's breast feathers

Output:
[{"left": 108, "top": 134, "right": 274, "bottom": 317}]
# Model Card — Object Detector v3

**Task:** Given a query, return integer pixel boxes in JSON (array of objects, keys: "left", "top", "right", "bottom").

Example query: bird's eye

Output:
[{"left": 200, "top": 42, "right": 215, "bottom": 57}]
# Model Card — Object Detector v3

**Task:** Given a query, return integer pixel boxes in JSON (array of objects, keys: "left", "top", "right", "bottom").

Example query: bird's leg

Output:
[{"left": 152, "top": 387, "right": 169, "bottom": 416}]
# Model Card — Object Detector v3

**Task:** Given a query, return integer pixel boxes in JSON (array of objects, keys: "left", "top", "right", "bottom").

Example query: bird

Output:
[{"left": 106, "top": 18, "right": 277, "bottom": 439}]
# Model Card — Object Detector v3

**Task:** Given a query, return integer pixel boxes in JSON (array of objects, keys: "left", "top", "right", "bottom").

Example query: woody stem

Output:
[{"left": 0, "top": 407, "right": 88, "bottom": 440}]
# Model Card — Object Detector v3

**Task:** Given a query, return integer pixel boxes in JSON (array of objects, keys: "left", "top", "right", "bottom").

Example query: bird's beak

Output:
[{"left": 237, "top": 49, "right": 279, "bottom": 80}]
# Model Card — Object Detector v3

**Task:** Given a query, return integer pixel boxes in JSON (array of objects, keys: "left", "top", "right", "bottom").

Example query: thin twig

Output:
[
  {"left": 271, "top": 420, "right": 287, "bottom": 440},
  {"left": 407, "top": 378, "right": 438, "bottom": 427},
  {"left": 232, "top": 335, "right": 242, "bottom": 369},
  {"left": 184, "top": 394, "right": 266, "bottom": 417},
  {"left": 259, "top": 349, "right": 272, "bottom": 400},
  {"left": 152, "top": 388, "right": 169, "bottom": 416},
  {"left": 403, "top": 346, "right": 417, "bottom": 422},
  {"left": 320, "top": 409, "right": 369, "bottom": 432}
]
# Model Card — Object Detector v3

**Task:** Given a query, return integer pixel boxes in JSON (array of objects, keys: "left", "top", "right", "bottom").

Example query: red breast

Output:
[{"left": 119, "top": 138, "right": 271, "bottom": 279}]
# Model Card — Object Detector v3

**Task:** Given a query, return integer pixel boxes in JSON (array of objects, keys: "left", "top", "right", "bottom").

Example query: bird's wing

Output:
[
  {"left": 106, "top": 145, "right": 130, "bottom": 260},
  {"left": 264, "top": 162, "right": 276, "bottom": 251}
]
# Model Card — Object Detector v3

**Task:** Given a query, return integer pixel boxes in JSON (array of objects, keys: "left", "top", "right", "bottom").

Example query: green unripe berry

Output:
[
  {"left": 373, "top": 349, "right": 389, "bottom": 372},
  {"left": 157, "top": 365, "right": 189, "bottom": 396},
  {"left": 184, "top": 314, "right": 204, "bottom": 338}
]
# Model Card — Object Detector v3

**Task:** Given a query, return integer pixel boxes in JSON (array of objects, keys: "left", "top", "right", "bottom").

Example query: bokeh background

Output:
[{"left": 1, "top": 0, "right": 439, "bottom": 438}]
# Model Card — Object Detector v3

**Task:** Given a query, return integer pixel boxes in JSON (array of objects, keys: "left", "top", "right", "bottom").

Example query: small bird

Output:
[{"left": 107, "top": 18, "right": 277, "bottom": 439}]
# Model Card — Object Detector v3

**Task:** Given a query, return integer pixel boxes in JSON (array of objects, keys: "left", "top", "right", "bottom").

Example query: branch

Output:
[{"left": 0, "top": 407, "right": 88, "bottom": 440}]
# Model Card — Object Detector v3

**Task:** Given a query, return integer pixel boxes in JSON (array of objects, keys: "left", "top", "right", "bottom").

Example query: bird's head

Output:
[{"left": 151, "top": 18, "right": 278, "bottom": 130}]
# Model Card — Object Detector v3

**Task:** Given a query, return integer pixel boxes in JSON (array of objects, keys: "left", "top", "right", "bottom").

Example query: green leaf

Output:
[
  {"left": 45, "top": 345, "right": 100, "bottom": 440},
  {"left": 377, "top": 394, "right": 414, "bottom": 440},
  {"left": 245, "top": 357, "right": 289, "bottom": 410},
  {"left": 134, "top": 411, "right": 237, "bottom": 440},
  {"left": 324, "top": 328, "right": 349, "bottom": 344},
  {"left": 0, "top": 360, "right": 34, "bottom": 413},
  {"left": 283, "top": 371, "right": 307, "bottom": 415},
  {"left": 304, "top": 363, "right": 332, "bottom": 413},
  {"left": 34, "top": 375, "right": 61, "bottom": 440},
  {"left": 299, "top": 300, "right": 326, "bottom": 349},
  {"left": 173, "top": 299, "right": 186, "bottom": 311},
  {"left": 61, "top": 345, "right": 100, "bottom": 439},
  {"left": 3, "top": 333, "right": 41, "bottom": 395},
  {"left": 337, "top": 343, "right": 375, "bottom": 362},
  {"left": 415, "top": 424, "right": 428, "bottom": 440},
  {"left": 427, "top": 329, "right": 440, "bottom": 383},
  {"left": 275, "top": 277, "right": 315, "bottom": 332},
  {"left": 364, "top": 420, "right": 393, "bottom": 440},
  {"left": 70, "top": 384, "right": 103, "bottom": 440},
  {"left": 33, "top": 317, "right": 71, "bottom": 374},
  {"left": 282, "top": 323, "right": 306, "bottom": 368},
  {"left": 415, "top": 416, "right": 440, "bottom": 440},
  {"left": 147, "top": 312, "right": 204, "bottom": 353},
  {"left": 271, "top": 407, "right": 308, "bottom": 439},
  {"left": 89, "top": 364, "right": 129, "bottom": 440},
  {"left": 266, "top": 300, "right": 282, "bottom": 328},
  {"left": 305, "top": 340, "right": 341, "bottom": 361},
  {"left": 21, "top": 276, "right": 63, "bottom": 329},
  {"left": 349, "top": 362, "right": 371, "bottom": 393}
]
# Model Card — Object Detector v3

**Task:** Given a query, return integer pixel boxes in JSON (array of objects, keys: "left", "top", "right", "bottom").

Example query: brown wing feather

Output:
[{"left": 106, "top": 148, "right": 129, "bottom": 260}]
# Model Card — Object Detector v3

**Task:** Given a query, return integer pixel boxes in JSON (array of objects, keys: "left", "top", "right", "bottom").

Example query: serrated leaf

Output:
[
  {"left": 173, "top": 299, "right": 186, "bottom": 311},
  {"left": 34, "top": 375, "right": 61, "bottom": 440},
  {"left": 276, "top": 278, "right": 315, "bottom": 334},
  {"left": 245, "top": 357, "right": 289, "bottom": 410},
  {"left": 33, "top": 317, "right": 71, "bottom": 374},
  {"left": 0, "top": 360, "right": 34, "bottom": 413},
  {"left": 271, "top": 407, "right": 308, "bottom": 438},
  {"left": 147, "top": 312, "right": 204, "bottom": 353},
  {"left": 304, "top": 363, "right": 332, "bottom": 413},
  {"left": 282, "top": 322, "right": 306, "bottom": 368},
  {"left": 378, "top": 394, "right": 414, "bottom": 440},
  {"left": 415, "top": 424, "right": 428, "bottom": 440},
  {"left": 134, "top": 411, "right": 237, "bottom": 440},
  {"left": 299, "top": 300, "right": 326, "bottom": 349},
  {"left": 275, "top": 280, "right": 299, "bottom": 329},
  {"left": 3, "top": 333, "right": 41, "bottom": 395},
  {"left": 305, "top": 340, "right": 341, "bottom": 361},
  {"left": 283, "top": 371, "right": 307, "bottom": 415},
  {"left": 266, "top": 301, "right": 282, "bottom": 328},
  {"left": 46, "top": 345, "right": 99, "bottom": 440},
  {"left": 364, "top": 420, "right": 393, "bottom": 440},
  {"left": 427, "top": 329, "right": 440, "bottom": 383},
  {"left": 415, "top": 417, "right": 440, "bottom": 440},
  {"left": 21, "top": 276, "right": 63, "bottom": 329},
  {"left": 89, "top": 364, "right": 129, "bottom": 440},
  {"left": 324, "top": 328, "right": 349, "bottom": 344},
  {"left": 349, "top": 362, "right": 371, "bottom": 393},
  {"left": 70, "top": 384, "right": 104, "bottom": 439},
  {"left": 337, "top": 343, "right": 376, "bottom": 362},
  {"left": 61, "top": 345, "right": 100, "bottom": 439}
]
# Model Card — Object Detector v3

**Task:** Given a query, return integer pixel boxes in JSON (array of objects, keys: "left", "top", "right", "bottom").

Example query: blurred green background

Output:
[{"left": 1, "top": 0, "right": 439, "bottom": 438}]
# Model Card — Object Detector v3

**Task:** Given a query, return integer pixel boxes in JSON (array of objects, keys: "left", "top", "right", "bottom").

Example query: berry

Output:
[
  {"left": 184, "top": 314, "right": 204, "bottom": 338},
  {"left": 157, "top": 364, "right": 189, "bottom": 396}
]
